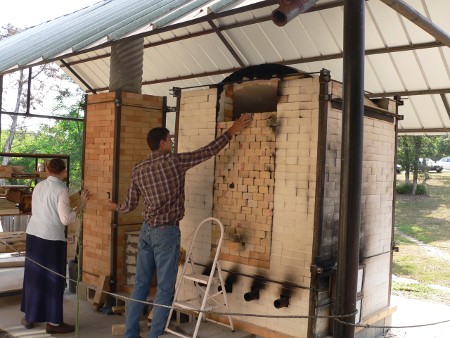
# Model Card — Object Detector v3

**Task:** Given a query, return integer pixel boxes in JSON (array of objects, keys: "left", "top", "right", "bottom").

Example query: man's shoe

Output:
[
  {"left": 21, "top": 317, "right": 34, "bottom": 329},
  {"left": 46, "top": 323, "right": 75, "bottom": 334}
]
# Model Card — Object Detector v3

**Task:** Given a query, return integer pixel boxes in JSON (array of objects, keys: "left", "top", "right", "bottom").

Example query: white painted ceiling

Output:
[{"left": 0, "top": 0, "right": 449, "bottom": 134}]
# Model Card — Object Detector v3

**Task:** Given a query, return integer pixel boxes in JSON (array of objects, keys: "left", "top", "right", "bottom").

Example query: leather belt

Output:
[{"left": 155, "top": 221, "right": 179, "bottom": 227}]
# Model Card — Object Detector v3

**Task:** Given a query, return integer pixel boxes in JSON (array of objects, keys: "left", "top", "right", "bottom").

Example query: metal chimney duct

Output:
[
  {"left": 379, "top": 0, "right": 450, "bottom": 47},
  {"left": 109, "top": 38, "right": 144, "bottom": 93},
  {"left": 272, "top": 0, "right": 318, "bottom": 27}
]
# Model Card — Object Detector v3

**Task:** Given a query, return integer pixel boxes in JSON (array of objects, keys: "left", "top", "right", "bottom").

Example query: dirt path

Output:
[{"left": 394, "top": 228, "right": 450, "bottom": 261}]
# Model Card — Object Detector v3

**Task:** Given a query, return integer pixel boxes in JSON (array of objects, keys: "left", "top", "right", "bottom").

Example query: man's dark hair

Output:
[{"left": 147, "top": 127, "right": 170, "bottom": 151}]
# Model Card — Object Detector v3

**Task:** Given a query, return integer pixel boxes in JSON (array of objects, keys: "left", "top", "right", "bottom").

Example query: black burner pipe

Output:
[
  {"left": 274, "top": 295, "right": 290, "bottom": 309},
  {"left": 244, "top": 288, "right": 260, "bottom": 301}
]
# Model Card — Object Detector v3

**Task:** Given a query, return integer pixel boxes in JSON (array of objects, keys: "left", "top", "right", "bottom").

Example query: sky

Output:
[{"left": 0, "top": 0, "right": 101, "bottom": 28}]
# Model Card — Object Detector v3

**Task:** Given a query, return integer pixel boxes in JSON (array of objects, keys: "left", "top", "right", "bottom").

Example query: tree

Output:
[
  {"left": 411, "top": 136, "right": 421, "bottom": 195},
  {"left": 397, "top": 135, "right": 428, "bottom": 194},
  {"left": 1, "top": 87, "right": 85, "bottom": 192},
  {"left": 1, "top": 25, "right": 71, "bottom": 165},
  {"left": 435, "top": 135, "right": 450, "bottom": 159}
]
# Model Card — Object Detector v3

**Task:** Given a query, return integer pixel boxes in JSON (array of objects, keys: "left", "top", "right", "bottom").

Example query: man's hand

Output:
[
  {"left": 108, "top": 200, "right": 118, "bottom": 212},
  {"left": 227, "top": 113, "right": 253, "bottom": 136}
]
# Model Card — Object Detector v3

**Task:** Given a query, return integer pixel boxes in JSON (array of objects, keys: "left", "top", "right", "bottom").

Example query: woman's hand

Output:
[{"left": 80, "top": 189, "right": 90, "bottom": 208}]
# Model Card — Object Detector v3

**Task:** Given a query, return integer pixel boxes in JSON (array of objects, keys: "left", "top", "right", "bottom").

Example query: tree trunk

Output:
[
  {"left": 1, "top": 70, "right": 23, "bottom": 165},
  {"left": 411, "top": 136, "right": 422, "bottom": 195}
]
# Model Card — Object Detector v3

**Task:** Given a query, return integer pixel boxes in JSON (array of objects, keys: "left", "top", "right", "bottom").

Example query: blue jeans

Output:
[{"left": 125, "top": 223, "right": 180, "bottom": 338}]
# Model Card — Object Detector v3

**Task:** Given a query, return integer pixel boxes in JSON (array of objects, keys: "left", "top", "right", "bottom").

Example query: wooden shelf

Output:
[
  {"left": 0, "top": 153, "right": 70, "bottom": 217},
  {"left": 0, "top": 172, "right": 48, "bottom": 179},
  {"left": 0, "top": 198, "right": 21, "bottom": 216}
]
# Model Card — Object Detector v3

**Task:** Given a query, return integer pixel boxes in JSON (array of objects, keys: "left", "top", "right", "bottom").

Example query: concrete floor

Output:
[
  {"left": 0, "top": 289, "right": 252, "bottom": 338},
  {"left": 0, "top": 265, "right": 253, "bottom": 338},
  {"left": 2, "top": 292, "right": 450, "bottom": 338},
  {"left": 1, "top": 268, "right": 448, "bottom": 338},
  {"left": 387, "top": 295, "right": 450, "bottom": 338},
  {"left": 0, "top": 291, "right": 126, "bottom": 338}
]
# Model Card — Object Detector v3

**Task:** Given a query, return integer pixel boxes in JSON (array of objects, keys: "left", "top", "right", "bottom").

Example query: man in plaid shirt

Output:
[{"left": 109, "top": 113, "right": 252, "bottom": 338}]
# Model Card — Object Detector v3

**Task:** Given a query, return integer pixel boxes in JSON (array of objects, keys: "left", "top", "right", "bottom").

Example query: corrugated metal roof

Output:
[{"left": 0, "top": 0, "right": 449, "bottom": 133}]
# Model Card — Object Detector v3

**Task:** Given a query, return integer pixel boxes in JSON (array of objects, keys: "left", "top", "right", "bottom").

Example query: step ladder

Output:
[{"left": 165, "top": 217, "right": 234, "bottom": 338}]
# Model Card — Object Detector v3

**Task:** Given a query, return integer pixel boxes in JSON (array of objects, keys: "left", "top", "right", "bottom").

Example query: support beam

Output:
[
  {"left": 398, "top": 128, "right": 450, "bottom": 134},
  {"left": 208, "top": 20, "right": 245, "bottom": 67},
  {"left": 0, "top": 111, "right": 84, "bottom": 122},
  {"left": 60, "top": 59, "right": 97, "bottom": 94},
  {"left": 335, "top": 0, "right": 365, "bottom": 336},
  {"left": 367, "top": 88, "right": 450, "bottom": 98},
  {"left": 440, "top": 94, "right": 450, "bottom": 120},
  {"left": 379, "top": 0, "right": 450, "bottom": 47}
]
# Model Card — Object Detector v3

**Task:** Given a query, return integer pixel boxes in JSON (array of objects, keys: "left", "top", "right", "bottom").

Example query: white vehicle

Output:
[
  {"left": 421, "top": 158, "right": 443, "bottom": 172},
  {"left": 434, "top": 157, "right": 450, "bottom": 172}
]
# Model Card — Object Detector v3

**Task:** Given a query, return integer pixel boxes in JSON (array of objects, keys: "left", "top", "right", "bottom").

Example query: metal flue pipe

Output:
[
  {"left": 109, "top": 38, "right": 144, "bottom": 93},
  {"left": 334, "top": 0, "right": 365, "bottom": 336},
  {"left": 272, "top": 0, "right": 319, "bottom": 26},
  {"left": 380, "top": 0, "right": 450, "bottom": 47}
]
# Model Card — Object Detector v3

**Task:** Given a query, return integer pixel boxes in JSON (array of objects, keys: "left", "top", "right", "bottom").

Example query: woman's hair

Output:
[
  {"left": 47, "top": 158, "right": 66, "bottom": 174},
  {"left": 147, "top": 127, "right": 170, "bottom": 151}
]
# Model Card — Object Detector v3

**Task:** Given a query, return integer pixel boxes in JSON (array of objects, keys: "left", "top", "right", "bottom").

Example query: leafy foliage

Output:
[
  {"left": 396, "top": 182, "right": 427, "bottom": 195},
  {"left": 1, "top": 79, "right": 85, "bottom": 192},
  {"left": 397, "top": 135, "right": 450, "bottom": 193}
]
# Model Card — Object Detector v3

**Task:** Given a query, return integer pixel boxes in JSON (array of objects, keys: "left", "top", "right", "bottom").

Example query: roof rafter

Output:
[
  {"left": 207, "top": 19, "right": 245, "bottom": 67},
  {"left": 379, "top": 0, "right": 450, "bottom": 47},
  {"left": 399, "top": 128, "right": 450, "bottom": 134},
  {"left": 367, "top": 88, "right": 450, "bottom": 98},
  {"left": 441, "top": 94, "right": 450, "bottom": 120}
]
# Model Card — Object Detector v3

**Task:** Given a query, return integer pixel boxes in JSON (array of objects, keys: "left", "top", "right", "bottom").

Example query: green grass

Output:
[
  {"left": 392, "top": 281, "right": 450, "bottom": 304},
  {"left": 393, "top": 171, "right": 450, "bottom": 304},
  {"left": 392, "top": 243, "right": 449, "bottom": 285}
]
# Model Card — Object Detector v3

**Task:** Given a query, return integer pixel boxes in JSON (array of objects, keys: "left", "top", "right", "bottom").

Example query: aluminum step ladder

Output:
[{"left": 165, "top": 217, "right": 234, "bottom": 338}]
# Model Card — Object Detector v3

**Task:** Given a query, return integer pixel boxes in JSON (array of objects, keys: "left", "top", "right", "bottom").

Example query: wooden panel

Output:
[{"left": 0, "top": 198, "right": 20, "bottom": 216}]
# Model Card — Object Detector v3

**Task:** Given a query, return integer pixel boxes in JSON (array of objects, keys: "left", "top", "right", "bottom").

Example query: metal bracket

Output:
[
  {"left": 392, "top": 241, "right": 399, "bottom": 252},
  {"left": 311, "top": 259, "right": 336, "bottom": 276},
  {"left": 170, "top": 87, "right": 181, "bottom": 98},
  {"left": 164, "top": 106, "right": 177, "bottom": 113},
  {"left": 319, "top": 70, "right": 331, "bottom": 83},
  {"left": 319, "top": 93, "right": 332, "bottom": 102}
]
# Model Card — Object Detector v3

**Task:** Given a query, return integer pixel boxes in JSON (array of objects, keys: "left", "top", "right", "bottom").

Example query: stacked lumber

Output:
[{"left": 0, "top": 231, "right": 26, "bottom": 253}]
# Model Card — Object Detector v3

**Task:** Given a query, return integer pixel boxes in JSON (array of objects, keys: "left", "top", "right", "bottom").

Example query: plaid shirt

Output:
[{"left": 116, "top": 132, "right": 231, "bottom": 226}]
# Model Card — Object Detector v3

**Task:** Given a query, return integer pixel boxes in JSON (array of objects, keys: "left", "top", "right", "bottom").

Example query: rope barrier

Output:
[{"left": 1, "top": 237, "right": 449, "bottom": 331}]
